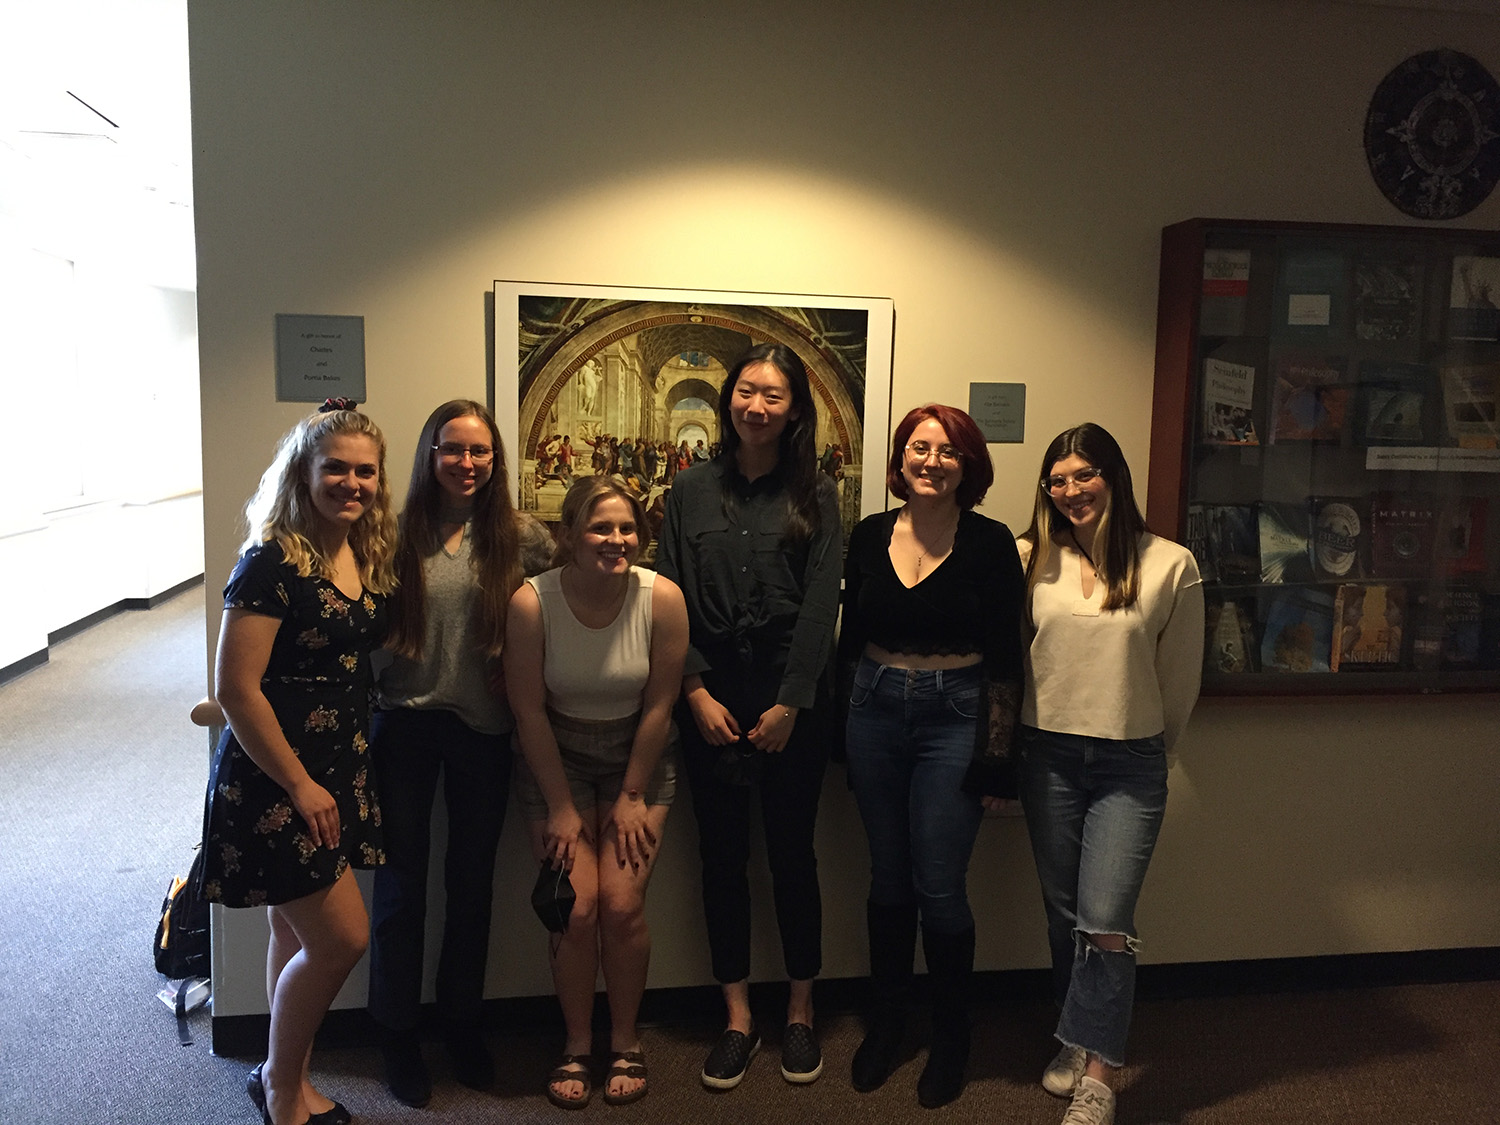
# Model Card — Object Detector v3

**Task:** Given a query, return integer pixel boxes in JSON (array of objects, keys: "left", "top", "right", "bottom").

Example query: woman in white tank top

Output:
[{"left": 503, "top": 477, "right": 688, "bottom": 1109}]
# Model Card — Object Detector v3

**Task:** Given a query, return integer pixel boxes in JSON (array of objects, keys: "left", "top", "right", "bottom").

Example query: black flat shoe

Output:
[
  {"left": 701, "top": 1028, "right": 760, "bottom": 1090},
  {"left": 380, "top": 1030, "right": 433, "bottom": 1108},
  {"left": 249, "top": 1063, "right": 350, "bottom": 1125}
]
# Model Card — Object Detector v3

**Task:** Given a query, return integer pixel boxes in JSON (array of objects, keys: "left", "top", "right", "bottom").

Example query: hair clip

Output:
[{"left": 319, "top": 397, "right": 359, "bottom": 413}]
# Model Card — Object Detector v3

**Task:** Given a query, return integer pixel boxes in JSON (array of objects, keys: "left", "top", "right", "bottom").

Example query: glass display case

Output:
[{"left": 1149, "top": 219, "right": 1500, "bottom": 694}]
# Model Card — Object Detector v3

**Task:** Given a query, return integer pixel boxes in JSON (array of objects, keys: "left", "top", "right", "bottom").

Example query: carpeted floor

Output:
[{"left": 1, "top": 589, "right": 1495, "bottom": 1124}]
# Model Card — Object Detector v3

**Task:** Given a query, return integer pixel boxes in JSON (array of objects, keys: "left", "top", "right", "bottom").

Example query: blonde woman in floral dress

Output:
[{"left": 200, "top": 402, "right": 398, "bottom": 1125}]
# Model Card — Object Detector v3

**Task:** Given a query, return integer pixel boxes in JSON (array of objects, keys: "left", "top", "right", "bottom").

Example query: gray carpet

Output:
[{"left": 1, "top": 589, "right": 1496, "bottom": 1124}]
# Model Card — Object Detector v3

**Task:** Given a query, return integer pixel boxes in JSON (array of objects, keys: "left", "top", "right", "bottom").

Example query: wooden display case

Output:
[{"left": 1149, "top": 219, "right": 1500, "bottom": 694}]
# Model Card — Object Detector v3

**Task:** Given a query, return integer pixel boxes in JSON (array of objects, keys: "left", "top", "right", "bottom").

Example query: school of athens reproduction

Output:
[{"left": 495, "top": 283, "right": 895, "bottom": 556}]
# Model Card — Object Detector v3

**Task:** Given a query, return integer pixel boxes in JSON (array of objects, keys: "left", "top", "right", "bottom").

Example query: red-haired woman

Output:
[{"left": 838, "top": 403, "right": 1025, "bottom": 1109}]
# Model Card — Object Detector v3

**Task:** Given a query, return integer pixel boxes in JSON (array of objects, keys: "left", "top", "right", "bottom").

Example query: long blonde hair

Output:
[{"left": 239, "top": 406, "right": 399, "bottom": 593}]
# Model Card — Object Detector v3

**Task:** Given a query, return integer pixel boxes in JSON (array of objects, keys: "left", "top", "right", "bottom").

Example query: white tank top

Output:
[{"left": 527, "top": 566, "right": 655, "bottom": 721}]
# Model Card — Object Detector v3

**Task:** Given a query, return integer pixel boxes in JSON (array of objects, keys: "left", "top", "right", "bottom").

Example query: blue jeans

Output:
[
  {"left": 1018, "top": 725, "right": 1167, "bottom": 1067},
  {"left": 845, "top": 657, "right": 985, "bottom": 935}
]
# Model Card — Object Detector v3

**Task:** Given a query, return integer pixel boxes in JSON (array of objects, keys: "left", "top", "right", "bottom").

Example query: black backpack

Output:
[{"left": 155, "top": 847, "right": 210, "bottom": 980}]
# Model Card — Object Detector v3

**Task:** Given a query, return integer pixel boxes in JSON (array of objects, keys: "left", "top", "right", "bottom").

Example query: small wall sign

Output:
[
  {"left": 968, "top": 382, "right": 1026, "bottom": 443},
  {"left": 275, "top": 314, "right": 366, "bottom": 403}
]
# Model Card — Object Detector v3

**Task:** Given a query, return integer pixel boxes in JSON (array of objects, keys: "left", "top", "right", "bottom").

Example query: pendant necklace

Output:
[
  {"left": 910, "top": 508, "right": 960, "bottom": 576},
  {"left": 1070, "top": 529, "right": 1095, "bottom": 570}
]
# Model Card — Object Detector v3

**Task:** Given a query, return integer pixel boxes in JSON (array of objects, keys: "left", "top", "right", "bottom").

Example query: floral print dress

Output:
[{"left": 201, "top": 542, "right": 387, "bottom": 907}]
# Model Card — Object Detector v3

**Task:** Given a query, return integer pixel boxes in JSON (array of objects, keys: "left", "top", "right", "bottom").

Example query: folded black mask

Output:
[{"left": 531, "top": 860, "right": 576, "bottom": 934}]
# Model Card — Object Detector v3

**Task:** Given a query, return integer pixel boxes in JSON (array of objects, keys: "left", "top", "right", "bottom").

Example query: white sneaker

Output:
[
  {"left": 1041, "top": 1043, "right": 1087, "bottom": 1097},
  {"left": 1060, "top": 1075, "right": 1115, "bottom": 1125}
]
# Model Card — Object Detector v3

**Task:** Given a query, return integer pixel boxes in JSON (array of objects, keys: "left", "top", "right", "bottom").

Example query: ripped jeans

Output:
[{"left": 1018, "top": 725, "right": 1167, "bottom": 1067}]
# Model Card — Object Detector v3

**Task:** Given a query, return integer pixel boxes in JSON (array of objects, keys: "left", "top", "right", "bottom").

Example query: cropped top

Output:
[
  {"left": 837, "top": 508, "right": 1026, "bottom": 683},
  {"left": 528, "top": 565, "right": 655, "bottom": 722}
]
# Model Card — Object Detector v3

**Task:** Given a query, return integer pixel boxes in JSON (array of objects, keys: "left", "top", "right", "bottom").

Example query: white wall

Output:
[
  {"left": 0, "top": 232, "right": 204, "bottom": 668},
  {"left": 189, "top": 0, "right": 1500, "bottom": 1016}
]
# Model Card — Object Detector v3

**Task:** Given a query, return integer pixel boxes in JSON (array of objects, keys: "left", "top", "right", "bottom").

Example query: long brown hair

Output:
[
  {"left": 385, "top": 400, "right": 522, "bottom": 659},
  {"left": 1018, "top": 422, "right": 1146, "bottom": 611},
  {"left": 240, "top": 407, "right": 398, "bottom": 593}
]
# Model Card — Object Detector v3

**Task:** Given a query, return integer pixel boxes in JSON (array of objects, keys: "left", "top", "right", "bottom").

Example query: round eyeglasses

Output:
[{"left": 905, "top": 440, "right": 963, "bottom": 467}]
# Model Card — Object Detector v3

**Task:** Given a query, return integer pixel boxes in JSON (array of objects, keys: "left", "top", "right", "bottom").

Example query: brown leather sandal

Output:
[
  {"left": 602, "top": 1050, "right": 648, "bottom": 1106},
  {"left": 546, "top": 1054, "right": 594, "bottom": 1110}
]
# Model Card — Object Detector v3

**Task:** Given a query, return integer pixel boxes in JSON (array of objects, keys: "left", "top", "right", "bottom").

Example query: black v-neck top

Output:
[{"left": 837, "top": 508, "right": 1025, "bottom": 684}]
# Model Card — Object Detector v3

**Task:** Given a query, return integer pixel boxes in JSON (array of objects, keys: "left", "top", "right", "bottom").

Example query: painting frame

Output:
[{"left": 492, "top": 280, "right": 895, "bottom": 546}]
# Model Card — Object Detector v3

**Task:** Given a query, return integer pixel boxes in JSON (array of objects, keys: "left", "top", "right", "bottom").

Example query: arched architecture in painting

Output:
[{"left": 515, "top": 299, "right": 868, "bottom": 534}]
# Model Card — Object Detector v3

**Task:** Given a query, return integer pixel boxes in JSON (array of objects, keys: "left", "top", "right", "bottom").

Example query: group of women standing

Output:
[{"left": 197, "top": 341, "right": 1202, "bottom": 1125}]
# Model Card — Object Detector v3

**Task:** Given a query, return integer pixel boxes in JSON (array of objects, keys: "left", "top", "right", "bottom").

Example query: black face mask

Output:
[{"left": 531, "top": 860, "right": 576, "bottom": 935}]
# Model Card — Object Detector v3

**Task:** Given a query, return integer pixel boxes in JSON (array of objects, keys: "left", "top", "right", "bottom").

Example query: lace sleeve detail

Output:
[{"left": 961, "top": 677, "right": 1022, "bottom": 799}]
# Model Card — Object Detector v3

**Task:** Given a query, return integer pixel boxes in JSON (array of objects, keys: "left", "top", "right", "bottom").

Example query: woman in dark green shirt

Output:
[{"left": 656, "top": 342, "right": 842, "bottom": 1091}]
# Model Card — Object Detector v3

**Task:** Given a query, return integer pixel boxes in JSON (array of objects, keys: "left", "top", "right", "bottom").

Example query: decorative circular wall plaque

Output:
[{"left": 1364, "top": 48, "right": 1500, "bottom": 220}]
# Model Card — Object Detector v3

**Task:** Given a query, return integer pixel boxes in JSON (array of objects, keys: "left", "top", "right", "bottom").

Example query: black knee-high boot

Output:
[
  {"left": 917, "top": 924, "right": 974, "bottom": 1109},
  {"left": 851, "top": 900, "right": 918, "bottom": 1092}
]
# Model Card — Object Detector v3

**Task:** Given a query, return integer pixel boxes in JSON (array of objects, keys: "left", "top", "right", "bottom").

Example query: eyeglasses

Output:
[
  {"left": 434, "top": 442, "right": 494, "bottom": 463},
  {"left": 905, "top": 441, "right": 963, "bottom": 466},
  {"left": 1042, "top": 467, "right": 1103, "bottom": 493}
]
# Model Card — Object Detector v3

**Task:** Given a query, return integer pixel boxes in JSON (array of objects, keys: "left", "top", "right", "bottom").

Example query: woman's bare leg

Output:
[
  {"left": 261, "top": 869, "right": 368, "bottom": 1125},
  {"left": 528, "top": 819, "right": 600, "bottom": 1105},
  {"left": 596, "top": 804, "right": 669, "bottom": 1099}
]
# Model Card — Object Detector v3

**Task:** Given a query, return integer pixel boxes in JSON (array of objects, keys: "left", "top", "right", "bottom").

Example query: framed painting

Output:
[{"left": 492, "top": 281, "right": 895, "bottom": 554}]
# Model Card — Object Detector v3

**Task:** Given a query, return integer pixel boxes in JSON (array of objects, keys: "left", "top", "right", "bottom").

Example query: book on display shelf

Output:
[
  {"left": 1269, "top": 355, "right": 1349, "bottom": 442},
  {"left": 1435, "top": 496, "right": 1489, "bottom": 576},
  {"left": 1353, "top": 361, "right": 1431, "bottom": 446},
  {"left": 1258, "top": 501, "right": 1314, "bottom": 583},
  {"left": 1331, "top": 583, "right": 1406, "bottom": 671},
  {"left": 1448, "top": 256, "right": 1500, "bottom": 341},
  {"left": 1439, "top": 364, "right": 1500, "bottom": 444},
  {"left": 1411, "top": 588, "right": 1485, "bottom": 670},
  {"left": 1369, "top": 492, "right": 1439, "bottom": 579},
  {"left": 1354, "top": 255, "right": 1421, "bottom": 342},
  {"left": 1204, "top": 595, "right": 1259, "bottom": 674},
  {"left": 1274, "top": 247, "right": 1347, "bottom": 340},
  {"left": 1200, "top": 249, "right": 1252, "bottom": 337},
  {"left": 1202, "top": 357, "right": 1259, "bottom": 445},
  {"left": 1260, "top": 586, "right": 1335, "bottom": 673},
  {"left": 1194, "top": 503, "right": 1260, "bottom": 584},
  {"left": 1310, "top": 497, "right": 1367, "bottom": 581}
]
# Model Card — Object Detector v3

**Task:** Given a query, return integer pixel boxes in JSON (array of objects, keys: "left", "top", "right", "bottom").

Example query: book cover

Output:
[
  {"left": 1310, "top": 497, "right": 1366, "bottom": 580},
  {"left": 1439, "top": 364, "right": 1500, "bottom": 444},
  {"left": 1331, "top": 583, "right": 1406, "bottom": 671},
  {"left": 1412, "top": 588, "right": 1484, "bottom": 670},
  {"left": 1353, "top": 361, "right": 1430, "bottom": 446},
  {"left": 1204, "top": 595, "right": 1259, "bottom": 674},
  {"left": 1204, "top": 504, "right": 1261, "bottom": 584},
  {"left": 1480, "top": 594, "right": 1500, "bottom": 670},
  {"left": 1201, "top": 249, "right": 1251, "bottom": 336},
  {"left": 1435, "top": 496, "right": 1489, "bottom": 575},
  {"left": 1260, "top": 587, "right": 1335, "bottom": 673},
  {"left": 1448, "top": 256, "right": 1500, "bottom": 341},
  {"left": 1269, "top": 355, "right": 1348, "bottom": 442},
  {"left": 1369, "top": 492, "right": 1439, "bottom": 579},
  {"left": 1202, "top": 357, "right": 1259, "bottom": 445},
  {"left": 1274, "top": 248, "right": 1346, "bottom": 339},
  {"left": 1185, "top": 503, "right": 1214, "bottom": 583},
  {"left": 1354, "top": 256, "right": 1420, "bottom": 342},
  {"left": 1258, "top": 501, "right": 1313, "bottom": 583}
]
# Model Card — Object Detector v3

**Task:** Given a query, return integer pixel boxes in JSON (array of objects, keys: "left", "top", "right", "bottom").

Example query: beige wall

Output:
[{"left": 190, "top": 0, "right": 1500, "bottom": 1012}]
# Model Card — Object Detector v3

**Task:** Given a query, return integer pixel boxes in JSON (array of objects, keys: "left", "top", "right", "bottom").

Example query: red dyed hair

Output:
[{"left": 886, "top": 403, "right": 993, "bottom": 509}]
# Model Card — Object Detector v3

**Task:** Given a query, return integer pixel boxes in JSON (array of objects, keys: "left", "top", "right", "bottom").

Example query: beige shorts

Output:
[{"left": 512, "top": 708, "right": 677, "bottom": 820}]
